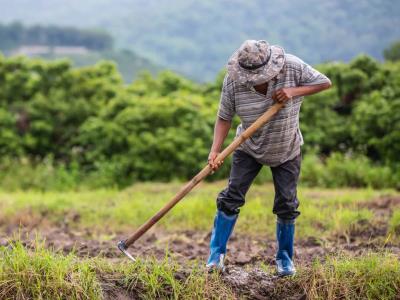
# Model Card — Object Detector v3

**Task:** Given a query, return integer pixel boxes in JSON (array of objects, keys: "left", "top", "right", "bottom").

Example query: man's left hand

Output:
[{"left": 272, "top": 88, "right": 297, "bottom": 103}]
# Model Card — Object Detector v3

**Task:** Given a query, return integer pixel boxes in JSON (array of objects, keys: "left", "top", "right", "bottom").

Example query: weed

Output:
[
  {"left": 331, "top": 208, "right": 373, "bottom": 242},
  {"left": 389, "top": 210, "right": 400, "bottom": 237},
  {"left": 0, "top": 240, "right": 102, "bottom": 300},
  {"left": 297, "top": 252, "right": 400, "bottom": 300}
]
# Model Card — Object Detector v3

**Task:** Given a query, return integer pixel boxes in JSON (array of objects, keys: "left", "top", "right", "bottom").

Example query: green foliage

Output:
[
  {"left": 349, "top": 55, "right": 379, "bottom": 78},
  {"left": 0, "top": 157, "right": 83, "bottom": 191},
  {"left": 0, "top": 54, "right": 399, "bottom": 189},
  {"left": 300, "top": 56, "right": 400, "bottom": 185},
  {"left": 384, "top": 40, "right": 400, "bottom": 61},
  {"left": 78, "top": 95, "right": 214, "bottom": 182},
  {"left": 0, "top": 56, "right": 122, "bottom": 161},
  {"left": 351, "top": 88, "right": 400, "bottom": 164},
  {"left": 301, "top": 152, "right": 397, "bottom": 189},
  {"left": 76, "top": 71, "right": 222, "bottom": 182},
  {"left": 0, "top": 108, "right": 22, "bottom": 156},
  {"left": 299, "top": 86, "right": 350, "bottom": 154}
]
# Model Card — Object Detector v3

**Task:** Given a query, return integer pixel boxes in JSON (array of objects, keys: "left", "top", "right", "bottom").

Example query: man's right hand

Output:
[
  {"left": 208, "top": 151, "right": 223, "bottom": 172},
  {"left": 208, "top": 117, "right": 231, "bottom": 173}
]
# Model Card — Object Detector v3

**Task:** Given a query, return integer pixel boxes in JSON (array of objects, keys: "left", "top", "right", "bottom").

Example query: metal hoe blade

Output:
[{"left": 117, "top": 240, "right": 136, "bottom": 262}]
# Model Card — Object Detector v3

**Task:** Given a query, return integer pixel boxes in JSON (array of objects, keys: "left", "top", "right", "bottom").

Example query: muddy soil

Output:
[
  {"left": 2, "top": 225, "right": 399, "bottom": 267},
  {"left": 2, "top": 225, "right": 398, "bottom": 300},
  {"left": 2, "top": 195, "right": 399, "bottom": 264},
  {"left": 1, "top": 195, "right": 400, "bottom": 299}
]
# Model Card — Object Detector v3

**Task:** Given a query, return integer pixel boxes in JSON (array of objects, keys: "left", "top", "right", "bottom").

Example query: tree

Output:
[{"left": 384, "top": 41, "right": 400, "bottom": 61}]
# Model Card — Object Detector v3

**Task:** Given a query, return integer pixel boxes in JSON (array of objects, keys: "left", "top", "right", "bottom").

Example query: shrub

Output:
[
  {"left": 300, "top": 152, "right": 397, "bottom": 189},
  {"left": 0, "top": 55, "right": 399, "bottom": 188}
]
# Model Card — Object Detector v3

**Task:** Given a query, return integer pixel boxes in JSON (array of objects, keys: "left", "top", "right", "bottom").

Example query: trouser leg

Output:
[
  {"left": 271, "top": 154, "right": 301, "bottom": 276},
  {"left": 216, "top": 150, "right": 263, "bottom": 215},
  {"left": 271, "top": 154, "right": 301, "bottom": 221},
  {"left": 207, "top": 150, "right": 262, "bottom": 269}
]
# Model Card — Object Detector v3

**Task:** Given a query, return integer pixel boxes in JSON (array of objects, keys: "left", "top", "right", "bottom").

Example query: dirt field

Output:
[{"left": 1, "top": 194, "right": 400, "bottom": 299}]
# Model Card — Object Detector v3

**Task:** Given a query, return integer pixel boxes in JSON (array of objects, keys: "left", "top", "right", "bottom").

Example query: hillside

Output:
[
  {"left": 0, "top": 22, "right": 163, "bottom": 82},
  {"left": 40, "top": 49, "right": 163, "bottom": 83},
  {"left": 0, "top": 0, "right": 399, "bottom": 80}
]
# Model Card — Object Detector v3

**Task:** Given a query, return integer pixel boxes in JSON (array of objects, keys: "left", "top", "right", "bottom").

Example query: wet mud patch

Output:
[
  {"left": 99, "top": 273, "right": 143, "bottom": 300},
  {"left": 96, "top": 261, "right": 306, "bottom": 300},
  {"left": 361, "top": 195, "right": 400, "bottom": 211},
  {"left": 223, "top": 267, "right": 305, "bottom": 300}
]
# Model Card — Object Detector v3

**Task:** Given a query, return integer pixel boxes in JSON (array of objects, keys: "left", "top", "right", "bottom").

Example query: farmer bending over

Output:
[{"left": 207, "top": 40, "right": 331, "bottom": 276}]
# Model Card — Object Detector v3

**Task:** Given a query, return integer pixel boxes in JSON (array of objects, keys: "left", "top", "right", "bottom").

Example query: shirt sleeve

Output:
[
  {"left": 217, "top": 75, "right": 236, "bottom": 121},
  {"left": 298, "top": 61, "right": 331, "bottom": 86}
]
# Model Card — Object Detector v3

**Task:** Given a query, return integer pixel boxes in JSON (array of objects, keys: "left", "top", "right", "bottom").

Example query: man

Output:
[{"left": 207, "top": 40, "right": 331, "bottom": 276}]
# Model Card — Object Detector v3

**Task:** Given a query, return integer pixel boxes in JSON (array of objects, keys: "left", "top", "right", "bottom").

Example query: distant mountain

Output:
[
  {"left": 41, "top": 49, "right": 163, "bottom": 83},
  {"left": 0, "top": 0, "right": 399, "bottom": 81},
  {"left": 0, "top": 22, "right": 163, "bottom": 82},
  {"left": 0, "top": 22, "right": 113, "bottom": 51},
  {"left": 2, "top": 47, "right": 163, "bottom": 83}
]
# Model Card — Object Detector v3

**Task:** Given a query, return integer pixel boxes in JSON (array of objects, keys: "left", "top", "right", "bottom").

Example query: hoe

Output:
[{"left": 117, "top": 102, "right": 284, "bottom": 261}]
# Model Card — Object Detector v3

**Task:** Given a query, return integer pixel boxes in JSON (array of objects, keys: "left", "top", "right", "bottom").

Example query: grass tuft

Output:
[
  {"left": 331, "top": 208, "right": 373, "bottom": 242},
  {"left": 297, "top": 252, "right": 400, "bottom": 300},
  {"left": 389, "top": 210, "right": 400, "bottom": 237},
  {"left": 0, "top": 240, "right": 102, "bottom": 300},
  {"left": 0, "top": 240, "right": 234, "bottom": 300}
]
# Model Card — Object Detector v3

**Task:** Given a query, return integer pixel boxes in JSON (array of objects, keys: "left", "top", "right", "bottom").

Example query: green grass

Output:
[
  {"left": 1, "top": 182, "right": 399, "bottom": 298},
  {"left": 0, "top": 182, "right": 396, "bottom": 240},
  {"left": 0, "top": 240, "right": 234, "bottom": 300},
  {"left": 298, "top": 253, "right": 400, "bottom": 300},
  {"left": 389, "top": 210, "right": 400, "bottom": 237},
  {"left": 330, "top": 208, "right": 373, "bottom": 242},
  {"left": 1, "top": 240, "right": 400, "bottom": 299},
  {"left": 0, "top": 240, "right": 102, "bottom": 299}
]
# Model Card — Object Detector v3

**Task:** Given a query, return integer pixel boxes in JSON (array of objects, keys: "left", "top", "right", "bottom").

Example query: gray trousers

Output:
[{"left": 216, "top": 150, "right": 301, "bottom": 220}]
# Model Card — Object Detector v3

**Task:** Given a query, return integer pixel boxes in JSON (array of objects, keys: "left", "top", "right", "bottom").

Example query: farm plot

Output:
[{"left": 1, "top": 182, "right": 400, "bottom": 299}]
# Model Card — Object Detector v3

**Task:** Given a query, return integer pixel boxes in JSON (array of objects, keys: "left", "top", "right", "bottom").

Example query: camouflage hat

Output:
[{"left": 227, "top": 40, "right": 285, "bottom": 86}]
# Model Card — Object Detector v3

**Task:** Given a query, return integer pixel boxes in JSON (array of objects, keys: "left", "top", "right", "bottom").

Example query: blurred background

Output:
[{"left": 0, "top": 0, "right": 399, "bottom": 190}]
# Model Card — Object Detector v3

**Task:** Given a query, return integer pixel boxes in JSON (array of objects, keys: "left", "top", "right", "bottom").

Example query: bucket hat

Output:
[{"left": 227, "top": 40, "right": 285, "bottom": 85}]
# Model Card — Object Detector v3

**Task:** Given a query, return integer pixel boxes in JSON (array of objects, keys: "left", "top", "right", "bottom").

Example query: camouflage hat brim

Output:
[{"left": 227, "top": 45, "right": 285, "bottom": 86}]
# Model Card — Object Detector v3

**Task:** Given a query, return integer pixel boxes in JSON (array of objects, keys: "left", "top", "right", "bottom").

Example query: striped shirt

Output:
[{"left": 217, "top": 54, "right": 331, "bottom": 167}]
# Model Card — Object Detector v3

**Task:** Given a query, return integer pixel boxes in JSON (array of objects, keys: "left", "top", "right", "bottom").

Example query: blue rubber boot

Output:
[
  {"left": 276, "top": 219, "right": 296, "bottom": 277},
  {"left": 206, "top": 210, "right": 238, "bottom": 272}
]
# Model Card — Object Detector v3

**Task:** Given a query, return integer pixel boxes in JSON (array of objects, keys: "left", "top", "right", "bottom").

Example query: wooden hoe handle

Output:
[{"left": 122, "top": 102, "right": 284, "bottom": 248}]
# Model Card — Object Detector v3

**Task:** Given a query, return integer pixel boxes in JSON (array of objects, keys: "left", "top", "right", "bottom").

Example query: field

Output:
[
  {"left": 1, "top": 182, "right": 400, "bottom": 299},
  {"left": 1, "top": 2, "right": 399, "bottom": 299}
]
